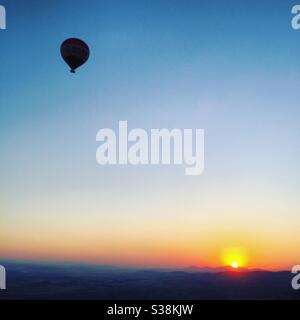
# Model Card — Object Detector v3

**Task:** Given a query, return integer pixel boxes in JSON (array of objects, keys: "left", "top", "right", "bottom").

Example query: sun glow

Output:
[{"left": 221, "top": 247, "right": 248, "bottom": 269}]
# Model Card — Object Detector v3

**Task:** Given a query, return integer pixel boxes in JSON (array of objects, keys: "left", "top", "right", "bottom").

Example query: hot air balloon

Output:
[{"left": 60, "top": 38, "right": 90, "bottom": 73}]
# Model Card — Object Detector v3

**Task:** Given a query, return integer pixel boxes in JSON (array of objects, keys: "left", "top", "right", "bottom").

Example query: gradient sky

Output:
[{"left": 0, "top": 0, "right": 300, "bottom": 270}]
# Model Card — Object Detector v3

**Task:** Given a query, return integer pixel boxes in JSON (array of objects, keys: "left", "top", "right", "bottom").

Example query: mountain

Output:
[
  {"left": 0, "top": 261, "right": 299, "bottom": 300},
  {"left": 184, "top": 265, "right": 267, "bottom": 273}
]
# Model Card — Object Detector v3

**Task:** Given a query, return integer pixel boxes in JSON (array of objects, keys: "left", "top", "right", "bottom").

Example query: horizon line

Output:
[{"left": 0, "top": 257, "right": 290, "bottom": 273}]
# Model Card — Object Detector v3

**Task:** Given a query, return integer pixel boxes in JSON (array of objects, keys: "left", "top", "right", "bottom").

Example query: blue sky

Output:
[{"left": 0, "top": 0, "right": 300, "bottom": 268}]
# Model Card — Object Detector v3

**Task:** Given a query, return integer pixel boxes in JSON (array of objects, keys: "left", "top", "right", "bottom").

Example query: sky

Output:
[{"left": 0, "top": 0, "right": 300, "bottom": 270}]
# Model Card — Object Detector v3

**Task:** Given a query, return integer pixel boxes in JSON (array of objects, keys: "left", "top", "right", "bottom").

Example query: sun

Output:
[{"left": 221, "top": 247, "right": 248, "bottom": 269}]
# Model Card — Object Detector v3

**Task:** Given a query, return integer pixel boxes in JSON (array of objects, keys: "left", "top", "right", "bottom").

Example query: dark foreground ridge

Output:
[{"left": 0, "top": 261, "right": 299, "bottom": 300}]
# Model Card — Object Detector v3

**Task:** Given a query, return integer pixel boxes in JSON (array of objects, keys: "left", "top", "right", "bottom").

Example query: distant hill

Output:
[
  {"left": 183, "top": 265, "right": 266, "bottom": 273},
  {"left": 0, "top": 261, "right": 299, "bottom": 300}
]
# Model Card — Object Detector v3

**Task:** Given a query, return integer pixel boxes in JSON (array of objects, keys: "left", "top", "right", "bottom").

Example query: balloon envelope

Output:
[{"left": 61, "top": 38, "right": 90, "bottom": 73}]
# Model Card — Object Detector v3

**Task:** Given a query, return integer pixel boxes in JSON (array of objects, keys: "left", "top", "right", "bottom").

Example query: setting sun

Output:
[{"left": 221, "top": 247, "right": 248, "bottom": 269}]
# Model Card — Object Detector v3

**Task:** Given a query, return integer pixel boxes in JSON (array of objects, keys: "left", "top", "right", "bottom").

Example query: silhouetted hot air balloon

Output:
[{"left": 60, "top": 38, "right": 90, "bottom": 73}]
